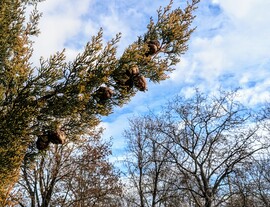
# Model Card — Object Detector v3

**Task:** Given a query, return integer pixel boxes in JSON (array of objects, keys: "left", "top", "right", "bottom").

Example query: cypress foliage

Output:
[{"left": 0, "top": 0, "right": 199, "bottom": 204}]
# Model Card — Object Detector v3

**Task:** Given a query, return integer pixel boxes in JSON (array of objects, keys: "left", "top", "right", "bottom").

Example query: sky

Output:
[{"left": 29, "top": 0, "right": 270, "bottom": 163}]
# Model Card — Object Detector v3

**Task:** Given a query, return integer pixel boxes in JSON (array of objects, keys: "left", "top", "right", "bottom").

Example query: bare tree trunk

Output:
[{"left": 138, "top": 158, "right": 145, "bottom": 207}]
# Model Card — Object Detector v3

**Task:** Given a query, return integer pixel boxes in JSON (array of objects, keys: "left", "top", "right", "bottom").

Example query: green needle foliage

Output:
[{"left": 0, "top": 0, "right": 199, "bottom": 204}]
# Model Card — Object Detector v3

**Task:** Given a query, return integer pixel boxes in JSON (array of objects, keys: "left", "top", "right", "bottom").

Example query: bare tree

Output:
[
  {"left": 60, "top": 139, "right": 122, "bottom": 207},
  {"left": 226, "top": 150, "right": 270, "bottom": 207},
  {"left": 123, "top": 116, "right": 185, "bottom": 207},
  {"left": 11, "top": 143, "right": 74, "bottom": 207},
  {"left": 11, "top": 130, "right": 122, "bottom": 207},
  {"left": 124, "top": 90, "right": 269, "bottom": 207}
]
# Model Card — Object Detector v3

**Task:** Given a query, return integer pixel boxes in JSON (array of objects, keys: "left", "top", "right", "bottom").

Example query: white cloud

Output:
[
  {"left": 193, "top": 35, "right": 229, "bottom": 78},
  {"left": 169, "top": 0, "right": 270, "bottom": 96},
  {"left": 30, "top": 0, "right": 94, "bottom": 64},
  {"left": 30, "top": 0, "right": 165, "bottom": 63},
  {"left": 218, "top": 0, "right": 270, "bottom": 23},
  {"left": 99, "top": 11, "right": 130, "bottom": 40},
  {"left": 216, "top": 0, "right": 270, "bottom": 63}
]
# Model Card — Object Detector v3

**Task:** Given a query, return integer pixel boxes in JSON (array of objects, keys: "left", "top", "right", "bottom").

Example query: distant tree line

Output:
[{"left": 122, "top": 90, "right": 270, "bottom": 207}]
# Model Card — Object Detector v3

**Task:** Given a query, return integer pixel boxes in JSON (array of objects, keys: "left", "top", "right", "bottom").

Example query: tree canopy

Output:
[{"left": 123, "top": 90, "right": 270, "bottom": 207}]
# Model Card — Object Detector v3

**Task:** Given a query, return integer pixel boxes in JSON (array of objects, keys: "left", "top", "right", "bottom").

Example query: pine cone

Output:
[
  {"left": 96, "top": 87, "right": 114, "bottom": 100},
  {"left": 145, "top": 40, "right": 160, "bottom": 56},
  {"left": 126, "top": 65, "right": 139, "bottom": 77},
  {"left": 36, "top": 136, "right": 50, "bottom": 150},
  {"left": 48, "top": 128, "right": 66, "bottom": 144},
  {"left": 134, "top": 75, "right": 147, "bottom": 91}
]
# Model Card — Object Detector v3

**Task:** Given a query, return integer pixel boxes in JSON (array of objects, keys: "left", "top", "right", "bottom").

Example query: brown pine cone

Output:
[{"left": 134, "top": 75, "right": 147, "bottom": 91}]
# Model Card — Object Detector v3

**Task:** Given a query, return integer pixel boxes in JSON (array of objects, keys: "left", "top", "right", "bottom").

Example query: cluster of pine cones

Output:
[{"left": 95, "top": 40, "right": 160, "bottom": 102}]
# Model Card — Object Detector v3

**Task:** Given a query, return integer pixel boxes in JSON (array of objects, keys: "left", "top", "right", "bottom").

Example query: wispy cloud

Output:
[{"left": 167, "top": 0, "right": 270, "bottom": 100}]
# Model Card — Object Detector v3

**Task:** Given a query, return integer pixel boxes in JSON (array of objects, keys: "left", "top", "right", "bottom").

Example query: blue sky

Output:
[{"left": 31, "top": 0, "right": 270, "bottom": 162}]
